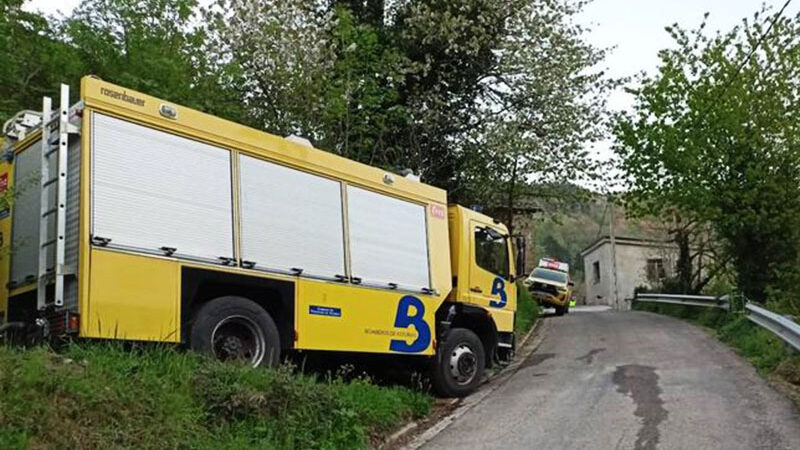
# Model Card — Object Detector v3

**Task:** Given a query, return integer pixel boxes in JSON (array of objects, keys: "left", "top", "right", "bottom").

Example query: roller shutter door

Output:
[
  {"left": 238, "top": 154, "right": 345, "bottom": 279},
  {"left": 346, "top": 186, "right": 430, "bottom": 291},
  {"left": 91, "top": 113, "right": 234, "bottom": 261}
]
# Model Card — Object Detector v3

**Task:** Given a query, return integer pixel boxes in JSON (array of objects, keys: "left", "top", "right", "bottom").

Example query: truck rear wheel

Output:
[
  {"left": 190, "top": 296, "right": 280, "bottom": 368},
  {"left": 431, "top": 328, "right": 485, "bottom": 397}
]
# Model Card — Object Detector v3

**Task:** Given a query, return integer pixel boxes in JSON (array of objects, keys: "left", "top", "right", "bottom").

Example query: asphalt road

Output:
[{"left": 420, "top": 308, "right": 800, "bottom": 450}]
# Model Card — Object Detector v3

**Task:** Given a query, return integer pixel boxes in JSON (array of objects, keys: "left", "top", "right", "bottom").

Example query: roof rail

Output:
[{"left": 2, "top": 109, "right": 43, "bottom": 140}]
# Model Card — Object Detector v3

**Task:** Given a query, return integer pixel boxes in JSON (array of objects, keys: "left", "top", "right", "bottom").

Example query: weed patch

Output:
[
  {"left": 0, "top": 343, "right": 432, "bottom": 449},
  {"left": 515, "top": 283, "right": 540, "bottom": 336}
]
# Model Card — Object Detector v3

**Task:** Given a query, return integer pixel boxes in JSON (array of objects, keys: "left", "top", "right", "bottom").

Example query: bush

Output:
[
  {"left": 515, "top": 283, "right": 540, "bottom": 335},
  {"left": 0, "top": 343, "right": 432, "bottom": 450},
  {"left": 718, "top": 316, "right": 789, "bottom": 373}
]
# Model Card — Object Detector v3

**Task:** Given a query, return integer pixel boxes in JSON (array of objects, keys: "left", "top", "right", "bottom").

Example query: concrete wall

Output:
[
  {"left": 583, "top": 243, "right": 613, "bottom": 306},
  {"left": 583, "top": 240, "right": 677, "bottom": 308}
]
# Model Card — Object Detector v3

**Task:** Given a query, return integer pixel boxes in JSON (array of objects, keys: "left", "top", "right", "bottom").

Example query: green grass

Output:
[
  {"left": 0, "top": 343, "right": 432, "bottom": 450},
  {"left": 515, "top": 283, "right": 540, "bottom": 336},
  {"left": 0, "top": 289, "right": 542, "bottom": 449},
  {"left": 633, "top": 302, "right": 800, "bottom": 380}
]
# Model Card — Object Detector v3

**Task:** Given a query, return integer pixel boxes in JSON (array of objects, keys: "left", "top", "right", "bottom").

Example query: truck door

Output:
[{"left": 468, "top": 221, "right": 513, "bottom": 311}]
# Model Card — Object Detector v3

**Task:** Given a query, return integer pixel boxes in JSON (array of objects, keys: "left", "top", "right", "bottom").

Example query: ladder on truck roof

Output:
[{"left": 37, "top": 85, "right": 78, "bottom": 310}]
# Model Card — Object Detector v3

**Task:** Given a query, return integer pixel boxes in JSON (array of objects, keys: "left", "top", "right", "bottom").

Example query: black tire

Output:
[
  {"left": 190, "top": 296, "right": 281, "bottom": 368},
  {"left": 430, "top": 328, "right": 485, "bottom": 398},
  {"left": 554, "top": 304, "right": 566, "bottom": 316}
]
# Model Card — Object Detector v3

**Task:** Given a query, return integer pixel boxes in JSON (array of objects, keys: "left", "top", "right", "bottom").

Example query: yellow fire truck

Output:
[{"left": 0, "top": 77, "right": 521, "bottom": 396}]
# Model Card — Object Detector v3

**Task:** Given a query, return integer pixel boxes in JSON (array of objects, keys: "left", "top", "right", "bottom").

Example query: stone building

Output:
[{"left": 580, "top": 236, "right": 677, "bottom": 309}]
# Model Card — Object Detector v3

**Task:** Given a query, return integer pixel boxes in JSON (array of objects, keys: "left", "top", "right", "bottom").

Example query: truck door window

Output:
[{"left": 475, "top": 227, "right": 509, "bottom": 279}]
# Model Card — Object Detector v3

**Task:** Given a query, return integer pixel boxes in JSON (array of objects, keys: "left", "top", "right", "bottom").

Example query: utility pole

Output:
[{"left": 608, "top": 198, "right": 620, "bottom": 310}]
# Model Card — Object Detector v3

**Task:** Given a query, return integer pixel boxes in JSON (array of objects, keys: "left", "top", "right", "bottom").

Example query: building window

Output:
[
  {"left": 646, "top": 258, "right": 666, "bottom": 282},
  {"left": 592, "top": 261, "right": 600, "bottom": 284}
]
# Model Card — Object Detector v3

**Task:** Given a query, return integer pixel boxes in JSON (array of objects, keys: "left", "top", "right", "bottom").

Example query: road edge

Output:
[{"left": 379, "top": 317, "right": 549, "bottom": 450}]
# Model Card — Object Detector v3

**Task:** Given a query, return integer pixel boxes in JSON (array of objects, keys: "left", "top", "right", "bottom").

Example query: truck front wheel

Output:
[
  {"left": 431, "top": 328, "right": 485, "bottom": 397},
  {"left": 190, "top": 296, "right": 281, "bottom": 368}
]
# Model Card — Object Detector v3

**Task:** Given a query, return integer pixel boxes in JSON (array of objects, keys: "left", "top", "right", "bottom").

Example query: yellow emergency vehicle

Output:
[
  {"left": 524, "top": 258, "right": 573, "bottom": 316},
  {"left": 0, "top": 78, "right": 521, "bottom": 397}
]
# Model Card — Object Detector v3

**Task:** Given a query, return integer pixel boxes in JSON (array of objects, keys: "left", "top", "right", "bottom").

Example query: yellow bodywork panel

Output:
[
  {"left": 85, "top": 249, "right": 180, "bottom": 342},
  {"left": 448, "top": 206, "right": 517, "bottom": 333},
  {"left": 296, "top": 279, "right": 444, "bottom": 355},
  {"left": 0, "top": 154, "right": 11, "bottom": 322},
  {"left": 75, "top": 77, "right": 453, "bottom": 354},
  {"left": 529, "top": 284, "right": 571, "bottom": 307}
]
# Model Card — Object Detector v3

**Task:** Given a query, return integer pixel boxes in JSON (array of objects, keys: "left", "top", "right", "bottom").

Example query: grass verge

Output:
[
  {"left": 633, "top": 302, "right": 800, "bottom": 393},
  {"left": 0, "top": 288, "right": 540, "bottom": 449},
  {"left": 515, "top": 283, "right": 540, "bottom": 336},
  {"left": 0, "top": 343, "right": 432, "bottom": 450}
]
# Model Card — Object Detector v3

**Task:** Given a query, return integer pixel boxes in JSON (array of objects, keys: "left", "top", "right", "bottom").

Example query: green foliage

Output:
[
  {"left": 203, "top": 0, "right": 336, "bottom": 137},
  {"left": 515, "top": 282, "right": 540, "bottom": 335},
  {"left": 65, "top": 0, "right": 245, "bottom": 120},
  {"left": 718, "top": 316, "right": 789, "bottom": 372},
  {"left": 765, "top": 266, "right": 800, "bottom": 317},
  {"left": 319, "top": 5, "right": 411, "bottom": 164},
  {"left": 206, "top": 0, "right": 612, "bottom": 206},
  {"left": 0, "top": 343, "right": 432, "bottom": 449},
  {"left": 467, "top": 0, "right": 616, "bottom": 224},
  {"left": 0, "top": 0, "right": 83, "bottom": 124},
  {"left": 615, "top": 7, "right": 800, "bottom": 303}
]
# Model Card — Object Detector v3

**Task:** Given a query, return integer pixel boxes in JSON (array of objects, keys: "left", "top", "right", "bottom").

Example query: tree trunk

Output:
[
  {"left": 675, "top": 228, "right": 692, "bottom": 294},
  {"left": 505, "top": 159, "right": 518, "bottom": 235}
]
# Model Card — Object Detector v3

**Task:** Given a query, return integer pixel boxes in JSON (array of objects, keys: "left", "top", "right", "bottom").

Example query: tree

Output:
[
  {"left": 0, "top": 0, "right": 242, "bottom": 125},
  {"left": 469, "top": 0, "right": 614, "bottom": 232},
  {"left": 65, "top": 0, "right": 242, "bottom": 120},
  {"left": 319, "top": 5, "right": 411, "bottom": 164},
  {"left": 207, "top": 0, "right": 612, "bottom": 211},
  {"left": 204, "top": 0, "right": 337, "bottom": 138},
  {"left": 646, "top": 212, "right": 729, "bottom": 295},
  {"left": 615, "top": 8, "right": 800, "bottom": 302},
  {"left": 0, "top": 0, "right": 83, "bottom": 124}
]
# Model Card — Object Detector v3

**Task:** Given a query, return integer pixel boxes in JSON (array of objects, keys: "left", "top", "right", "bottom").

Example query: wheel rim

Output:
[
  {"left": 211, "top": 315, "right": 266, "bottom": 367},
  {"left": 449, "top": 343, "right": 478, "bottom": 385}
]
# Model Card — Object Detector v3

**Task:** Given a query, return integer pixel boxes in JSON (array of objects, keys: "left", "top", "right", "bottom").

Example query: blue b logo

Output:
[
  {"left": 490, "top": 278, "right": 507, "bottom": 308},
  {"left": 390, "top": 295, "right": 432, "bottom": 353}
]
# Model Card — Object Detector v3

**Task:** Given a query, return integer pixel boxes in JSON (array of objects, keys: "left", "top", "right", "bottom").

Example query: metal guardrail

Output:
[
  {"left": 635, "top": 292, "right": 800, "bottom": 352},
  {"left": 745, "top": 303, "right": 800, "bottom": 352},
  {"left": 634, "top": 293, "right": 730, "bottom": 310}
]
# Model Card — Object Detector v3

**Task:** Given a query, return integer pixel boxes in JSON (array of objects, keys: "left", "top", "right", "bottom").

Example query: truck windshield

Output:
[
  {"left": 475, "top": 227, "right": 509, "bottom": 279},
  {"left": 532, "top": 268, "right": 568, "bottom": 284}
]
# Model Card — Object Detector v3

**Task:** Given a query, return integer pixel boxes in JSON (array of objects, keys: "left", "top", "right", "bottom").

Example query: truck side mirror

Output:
[{"left": 568, "top": 281, "right": 575, "bottom": 287}]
